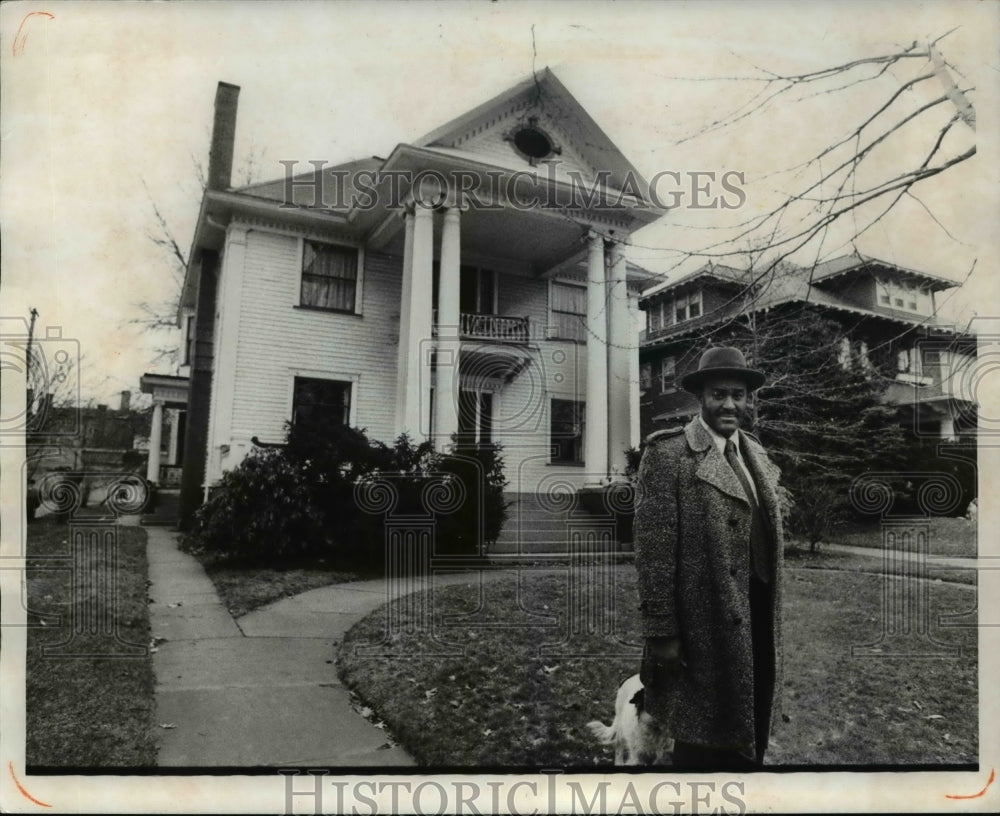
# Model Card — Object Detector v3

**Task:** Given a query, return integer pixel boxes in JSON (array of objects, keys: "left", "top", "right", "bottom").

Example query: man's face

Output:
[{"left": 699, "top": 376, "right": 749, "bottom": 437}]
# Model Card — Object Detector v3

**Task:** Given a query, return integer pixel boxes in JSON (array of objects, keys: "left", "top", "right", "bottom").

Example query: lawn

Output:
[
  {"left": 25, "top": 516, "right": 157, "bottom": 768},
  {"left": 338, "top": 566, "right": 977, "bottom": 767},
  {"left": 201, "top": 560, "right": 363, "bottom": 618}
]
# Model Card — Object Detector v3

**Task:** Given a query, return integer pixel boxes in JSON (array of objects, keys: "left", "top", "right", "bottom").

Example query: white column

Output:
[
  {"left": 398, "top": 202, "right": 435, "bottom": 441},
  {"left": 212, "top": 224, "right": 247, "bottom": 450},
  {"left": 147, "top": 400, "right": 164, "bottom": 484},
  {"left": 584, "top": 231, "right": 609, "bottom": 484},
  {"left": 433, "top": 203, "right": 462, "bottom": 446},
  {"left": 607, "top": 242, "right": 632, "bottom": 477},
  {"left": 628, "top": 293, "right": 641, "bottom": 451},
  {"left": 167, "top": 408, "right": 179, "bottom": 466},
  {"left": 395, "top": 207, "right": 416, "bottom": 434}
]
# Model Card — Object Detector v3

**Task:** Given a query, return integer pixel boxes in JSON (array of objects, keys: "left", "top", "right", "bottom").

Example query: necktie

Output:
[
  {"left": 724, "top": 438, "right": 771, "bottom": 583},
  {"left": 724, "top": 438, "right": 757, "bottom": 508}
]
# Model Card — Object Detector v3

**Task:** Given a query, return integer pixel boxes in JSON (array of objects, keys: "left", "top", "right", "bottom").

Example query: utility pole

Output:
[{"left": 25, "top": 307, "right": 39, "bottom": 409}]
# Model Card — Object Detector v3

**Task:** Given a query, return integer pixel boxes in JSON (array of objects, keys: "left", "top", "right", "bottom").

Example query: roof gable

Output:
[{"left": 414, "top": 68, "right": 650, "bottom": 193}]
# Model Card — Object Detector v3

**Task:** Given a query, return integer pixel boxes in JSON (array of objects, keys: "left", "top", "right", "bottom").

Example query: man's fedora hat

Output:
[{"left": 681, "top": 346, "right": 766, "bottom": 393}]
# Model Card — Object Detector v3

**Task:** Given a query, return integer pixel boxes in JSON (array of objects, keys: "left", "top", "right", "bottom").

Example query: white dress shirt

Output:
[{"left": 698, "top": 415, "right": 759, "bottom": 503}]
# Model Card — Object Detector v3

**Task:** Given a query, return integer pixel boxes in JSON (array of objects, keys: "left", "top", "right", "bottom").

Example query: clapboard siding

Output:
[
  {"left": 208, "top": 227, "right": 402, "bottom": 478},
  {"left": 493, "top": 338, "right": 590, "bottom": 495},
  {"left": 496, "top": 272, "right": 549, "bottom": 339},
  {"left": 206, "top": 222, "right": 599, "bottom": 495}
]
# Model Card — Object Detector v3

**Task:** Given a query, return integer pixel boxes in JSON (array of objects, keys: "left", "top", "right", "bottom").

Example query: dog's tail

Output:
[{"left": 585, "top": 719, "right": 617, "bottom": 745}]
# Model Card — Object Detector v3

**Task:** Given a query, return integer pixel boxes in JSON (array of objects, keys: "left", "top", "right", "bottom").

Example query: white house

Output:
[{"left": 168, "top": 71, "right": 666, "bottom": 547}]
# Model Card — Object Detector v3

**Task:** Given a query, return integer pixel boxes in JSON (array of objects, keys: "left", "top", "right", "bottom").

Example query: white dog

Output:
[{"left": 586, "top": 673, "right": 673, "bottom": 766}]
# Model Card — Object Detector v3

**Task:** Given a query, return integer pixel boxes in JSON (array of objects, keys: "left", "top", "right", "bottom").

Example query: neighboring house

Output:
[
  {"left": 26, "top": 391, "right": 153, "bottom": 511},
  {"left": 137, "top": 374, "right": 188, "bottom": 487},
  {"left": 170, "top": 71, "right": 666, "bottom": 545},
  {"left": 638, "top": 253, "right": 978, "bottom": 442}
]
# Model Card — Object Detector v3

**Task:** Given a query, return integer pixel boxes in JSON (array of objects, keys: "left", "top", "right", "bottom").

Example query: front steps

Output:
[{"left": 491, "top": 491, "right": 631, "bottom": 555}]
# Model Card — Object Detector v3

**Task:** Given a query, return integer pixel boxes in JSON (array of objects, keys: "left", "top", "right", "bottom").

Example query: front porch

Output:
[
  {"left": 139, "top": 373, "right": 189, "bottom": 525},
  {"left": 387, "top": 190, "right": 650, "bottom": 487}
]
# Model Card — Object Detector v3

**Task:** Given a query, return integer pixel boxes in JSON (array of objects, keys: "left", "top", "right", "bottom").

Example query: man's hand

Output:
[
  {"left": 647, "top": 636, "right": 683, "bottom": 671},
  {"left": 640, "top": 636, "right": 684, "bottom": 718}
]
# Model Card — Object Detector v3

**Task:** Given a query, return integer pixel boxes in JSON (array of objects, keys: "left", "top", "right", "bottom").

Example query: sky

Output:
[{"left": 2, "top": 0, "right": 997, "bottom": 406}]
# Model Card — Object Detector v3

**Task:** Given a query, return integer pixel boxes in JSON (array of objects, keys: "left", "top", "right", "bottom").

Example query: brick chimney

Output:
[
  {"left": 207, "top": 82, "right": 241, "bottom": 191},
  {"left": 119, "top": 390, "right": 131, "bottom": 412}
]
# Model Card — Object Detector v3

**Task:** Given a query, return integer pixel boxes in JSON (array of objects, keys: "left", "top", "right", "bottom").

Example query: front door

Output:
[{"left": 458, "top": 389, "right": 494, "bottom": 447}]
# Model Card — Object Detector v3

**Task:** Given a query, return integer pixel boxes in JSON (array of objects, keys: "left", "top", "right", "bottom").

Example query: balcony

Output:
[
  {"left": 432, "top": 312, "right": 531, "bottom": 344},
  {"left": 461, "top": 313, "right": 530, "bottom": 343}
]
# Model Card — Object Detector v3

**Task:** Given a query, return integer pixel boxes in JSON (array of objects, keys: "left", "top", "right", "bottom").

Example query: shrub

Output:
[
  {"left": 184, "top": 448, "right": 327, "bottom": 564},
  {"left": 187, "top": 422, "right": 511, "bottom": 568},
  {"left": 436, "top": 439, "right": 510, "bottom": 554},
  {"left": 786, "top": 478, "right": 845, "bottom": 553}
]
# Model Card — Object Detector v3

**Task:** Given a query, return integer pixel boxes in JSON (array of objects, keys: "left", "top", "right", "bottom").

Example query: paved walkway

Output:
[
  {"left": 146, "top": 525, "right": 980, "bottom": 766},
  {"left": 821, "top": 541, "right": 982, "bottom": 571},
  {"left": 146, "top": 526, "right": 422, "bottom": 767}
]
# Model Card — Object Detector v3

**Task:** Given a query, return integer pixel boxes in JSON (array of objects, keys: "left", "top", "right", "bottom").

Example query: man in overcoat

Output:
[{"left": 634, "top": 346, "right": 784, "bottom": 769}]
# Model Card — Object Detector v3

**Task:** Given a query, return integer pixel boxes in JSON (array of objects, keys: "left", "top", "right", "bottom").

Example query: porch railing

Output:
[{"left": 459, "top": 313, "right": 531, "bottom": 343}]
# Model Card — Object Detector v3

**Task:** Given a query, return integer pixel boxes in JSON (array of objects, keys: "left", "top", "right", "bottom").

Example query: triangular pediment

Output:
[{"left": 414, "top": 68, "right": 651, "bottom": 196}]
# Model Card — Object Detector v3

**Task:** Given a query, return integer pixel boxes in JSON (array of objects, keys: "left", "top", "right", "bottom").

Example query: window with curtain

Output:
[
  {"left": 300, "top": 240, "right": 359, "bottom": 312},
  {"left": 551, "top": 282, "right": 587, "bottom": 341},
  {"left": 292, "top": 377, "right": 352, "bottom": 428}
]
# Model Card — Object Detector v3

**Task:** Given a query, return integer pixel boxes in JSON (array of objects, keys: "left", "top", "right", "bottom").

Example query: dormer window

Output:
[
  {"left": 505, "top": 117, "right": 561, "bottom": 164},
  {"left": 876, "top": 277, "right": 929, "bottom": 315}
]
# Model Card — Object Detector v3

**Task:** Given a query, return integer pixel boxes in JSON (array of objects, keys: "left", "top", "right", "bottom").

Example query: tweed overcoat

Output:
[{"left": 633, "top": 418, "right": 784, "bottom": 758}]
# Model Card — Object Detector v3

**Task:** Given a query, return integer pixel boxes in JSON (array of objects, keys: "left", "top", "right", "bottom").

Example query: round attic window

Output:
[{"left": 512, "top": 126, "right": 555, "bottom": 160}]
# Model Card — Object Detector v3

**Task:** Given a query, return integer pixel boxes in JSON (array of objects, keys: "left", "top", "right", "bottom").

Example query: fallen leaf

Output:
[
  {"left": 425, "top": 688, "right": 437, "bottom": 700},
  {"left": 359, "top": 706, "right": 373, "bottom": 718},
  {"left": 542, "top": 665, "right": 559, "bottom": 674}
]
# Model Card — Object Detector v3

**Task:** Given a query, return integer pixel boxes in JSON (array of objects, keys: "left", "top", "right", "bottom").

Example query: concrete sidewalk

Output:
[
  {"left": 145, "top": 527, "right": 416, "bottom": 767},
  {"left": 821, "top": 541, "right": 980, "bottom": 571}
]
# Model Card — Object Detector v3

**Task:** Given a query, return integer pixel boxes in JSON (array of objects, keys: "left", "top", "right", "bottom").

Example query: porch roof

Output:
[{"left": 140, "top": 373, "right": 189, "bottom": 407}]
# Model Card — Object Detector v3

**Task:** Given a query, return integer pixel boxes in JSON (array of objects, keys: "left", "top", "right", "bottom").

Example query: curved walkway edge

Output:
[
  {"left": 146, "top": 527, "right": 416, "bottom": 767},
  {"left": 146, "top": 526, "right": 979, "bottom": 767}
]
